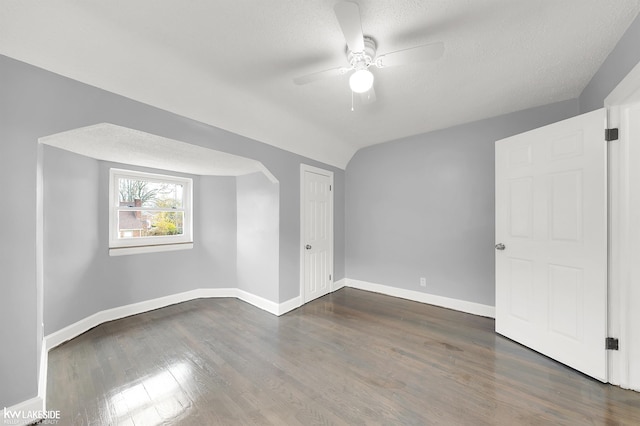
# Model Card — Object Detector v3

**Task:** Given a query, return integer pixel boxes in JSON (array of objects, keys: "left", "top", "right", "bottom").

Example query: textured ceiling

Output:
[
  {"left": 41, "top": 123, "right": 271, "bottom": 178},
  {"left": 2, "top": 0, "right": 639, "bottom": 168}
]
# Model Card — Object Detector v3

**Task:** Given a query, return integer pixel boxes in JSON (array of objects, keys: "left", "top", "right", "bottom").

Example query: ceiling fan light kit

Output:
[
  {"left": 293, "top": 1, "right": 444, "bottom": 104},
  {"left": 347, "top": 36, "right": 376, "bottom": 93},
  {"left": 349, "top": 69, "right": 374, "bottom": 93}
]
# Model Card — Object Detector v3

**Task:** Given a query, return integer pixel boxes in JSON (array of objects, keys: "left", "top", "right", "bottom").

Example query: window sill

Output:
[{"left": 109, "top": 243, "right": 193, "bottom": 257}]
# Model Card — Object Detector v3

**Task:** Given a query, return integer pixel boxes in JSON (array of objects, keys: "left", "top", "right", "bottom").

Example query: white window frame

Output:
[{"left": 109, "top": 168, "right": 193, "bottom": 256}]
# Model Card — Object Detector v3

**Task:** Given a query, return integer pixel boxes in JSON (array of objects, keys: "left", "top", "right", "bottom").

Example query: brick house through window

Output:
[{"left": 118, "top": 199, "right": 149, "bottom": 238}]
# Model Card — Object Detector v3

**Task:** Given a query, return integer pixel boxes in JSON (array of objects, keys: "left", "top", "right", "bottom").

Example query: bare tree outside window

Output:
[
  {"left": 110, "top": 169, "right": 192, "bottom": 253},
  {"left": 117, "top": 178, "right": 185, "bottom": 237},
  {"left": 118, "top": 179, "right": 160, "bottom": 205}
]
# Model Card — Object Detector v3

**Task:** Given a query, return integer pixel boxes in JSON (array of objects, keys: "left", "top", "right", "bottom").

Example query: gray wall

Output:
[
  {"left": 580, "top": 13, "right": 640, "bottom": 113},
  {"left": 43, "top": 146, "right": 239, "bottom": 334},
  {"left": 199, "top": 175, "right": 238, "bottom": 288},
  {"left": 0, "top": 54, "right": 345, "bottom": 408},
  {"left": 345, "top": 100, "right": 579, "bottom": 306},
  {"left": 236, "top": 172, "right": 280, "bottom": 301},
  {"left": 2, "top": 11, "right": 639, "bottom": 409},
  {"left": 43, "top": 147, "right": 101, "bottom": 334},
  {"left": 344, "top": 12, "right": 640, "bottom": 310},
  {"left": 1, "top": 59, "right": 42, "bottom": 407}
]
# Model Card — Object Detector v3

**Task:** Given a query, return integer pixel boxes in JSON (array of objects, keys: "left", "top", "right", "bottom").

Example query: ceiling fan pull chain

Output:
[{"left": 351, "top": 90, "right": 354, "bottom": 111}]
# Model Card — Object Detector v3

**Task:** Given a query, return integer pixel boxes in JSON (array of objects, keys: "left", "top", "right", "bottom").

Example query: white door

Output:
[
  {"left": 495, "top": 108, "right": 607, "bottom": 381},
  {"left": 301, "top": 165, "right": 334, "bottom": 303}
]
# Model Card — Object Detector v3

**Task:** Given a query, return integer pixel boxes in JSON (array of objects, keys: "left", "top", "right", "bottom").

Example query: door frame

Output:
[
  {"left": 299, "top": 164, "right": 334, "bottom": 304},
  {"left": 605, "top": 60, "right": 640, "bottom": 390}
]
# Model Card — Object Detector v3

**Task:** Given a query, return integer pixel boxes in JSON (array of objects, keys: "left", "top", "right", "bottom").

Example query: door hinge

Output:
[
  {"left": 605, "top": 128, "right": 619, "bottom": 141},
  {"left": 329, "top": 274, "right": 332, "bottom": 281},
  {"left": 605, "top": 337, "right": 619, "bottom": 350},
  {"left": 329, "top": 185, "right": 332, "bottom": 191}
]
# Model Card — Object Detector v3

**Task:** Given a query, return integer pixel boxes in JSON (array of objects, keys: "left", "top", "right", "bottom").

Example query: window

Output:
[{"left": 109, "top": 168, "right": 193, "bottom": 255}]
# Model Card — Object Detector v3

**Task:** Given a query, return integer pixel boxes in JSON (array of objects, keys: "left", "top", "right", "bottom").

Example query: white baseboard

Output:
[
  {"left": 37, "top": 286, "right": 300, "bottom": 416},
  {"left": 277, "top": 296, "right": 302, "bottom": 315},
  {"left": 345, "top": 278, "right": 496, "bottom": 318},
  {"left": 32, "top": 278, "right": 492, "bottom": 421},
  {"left": 236, "top": 289, "right": 280, "bottom": 315},
  {"left": 37, "top": 343, "right": 47, "bottom": 409},
  {"left": 332, "top": 278, "right": 346, "bottom": 292},
  {"left": 235, "top": 291, "right": 302, "bottom": 316},
  {"left": 198, "top": 288, "right": 238, "bottom": 299},
  {"left": 2, "top": 396, "right": 44, "bottom": 426},
  {"left": 44, "top": 288, "right": 235, "bottom": 350},
  {"left": 43, "top": 287, "right": 306, "bottom": 351}
]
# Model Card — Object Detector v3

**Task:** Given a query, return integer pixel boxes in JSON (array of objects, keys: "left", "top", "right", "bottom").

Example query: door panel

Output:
[
  {"left": 508, "top": 258, "right": 533, "bottom": 321},
  {"left": 508, "top": 177, "right": 533, "bottom": 238},
  {"left": 550, "top": 171, "right": 582, "bottom": 241},
  {"left": 548, "top": 264, "right": 583, "bottom": 340},
  {"left": 495, "top": 108, "right": 607, "bottom": 381}
]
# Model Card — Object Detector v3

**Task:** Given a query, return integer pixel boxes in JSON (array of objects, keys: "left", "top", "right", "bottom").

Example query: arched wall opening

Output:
[{"left": 39, "top": 123, "right": 280, "bottom": 336}]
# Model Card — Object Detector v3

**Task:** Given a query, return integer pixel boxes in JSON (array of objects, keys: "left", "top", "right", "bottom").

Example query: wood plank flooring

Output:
[{"left": 47, "top": 288, "right": 640, "bottom": 425}]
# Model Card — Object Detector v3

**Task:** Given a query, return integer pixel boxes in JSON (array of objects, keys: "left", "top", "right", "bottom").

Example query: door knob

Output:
[
  {"left": 305, "top": 244, "right": 312, "bottom": 250},
  {"left": 495, "top": 243, "right": 505, "bottom": 251}
]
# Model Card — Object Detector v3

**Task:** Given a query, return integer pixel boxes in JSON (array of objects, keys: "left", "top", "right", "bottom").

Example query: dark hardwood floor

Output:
[{"left": 47, "top": 288, "right": 640, "bottom": 425}]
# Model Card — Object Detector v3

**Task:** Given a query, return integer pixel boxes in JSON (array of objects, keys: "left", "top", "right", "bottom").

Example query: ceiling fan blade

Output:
[
  {"left": 359, "top": 86, "right": 376, "bottom": 104},
  {"left": 293, "top": 67, "right": 349, "bottom": 85},
  {"left": 334, "top": 1, "right": 365, "bottom": 53},
  {"left": 375, "top": 42, "right": 444, "bottom": 68}
]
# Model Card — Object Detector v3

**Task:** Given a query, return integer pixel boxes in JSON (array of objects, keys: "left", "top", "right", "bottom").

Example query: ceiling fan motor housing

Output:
[{"left": 347, "top": 36, "right": 377, "bottom": 69}]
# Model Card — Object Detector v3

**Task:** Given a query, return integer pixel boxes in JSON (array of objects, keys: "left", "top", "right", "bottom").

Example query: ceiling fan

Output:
[{"left": 293, "top": 1, "right": 445, "bottom": 104}]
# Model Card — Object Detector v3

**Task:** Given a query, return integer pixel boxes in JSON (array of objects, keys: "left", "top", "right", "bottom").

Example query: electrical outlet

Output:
[{"left": 420, "top": 277, "right": 427, "bottom": 287}]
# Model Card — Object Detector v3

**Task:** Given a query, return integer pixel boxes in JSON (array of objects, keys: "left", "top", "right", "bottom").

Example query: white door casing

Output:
[
  {"left": 495, "top": 108, "right": 608, "bottom": 381},
  {"left": 619, "top": 103, "right": 640, "bottom": 389},
  {"left": 300, "top": 165, "right": 334, "bottom": 303},
  {"left": 606, "top": 61, "right": 640, "bottom": 390}
]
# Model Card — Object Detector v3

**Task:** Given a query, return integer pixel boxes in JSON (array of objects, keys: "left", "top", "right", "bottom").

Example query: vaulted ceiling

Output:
[{"left": 1, "top": 0, "right": 639, "bottom": 168}]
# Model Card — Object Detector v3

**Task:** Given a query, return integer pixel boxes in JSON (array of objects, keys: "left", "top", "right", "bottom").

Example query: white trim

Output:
[
  {"left": 604, "top": 61, "right": 640, "bottom": 392},
  {"left": 236, "top": 289, "right": 281, "bottom": 316},
  {"left": 109, "top": 168, "right": 193, "bottom": 250},
  {"left": 606, "top": 104, "right": 627, "bottom": 388},
  {"left": 197, "top": 288, "right": 238, "bottom": 299},
  {"left": 43, "top": 287, "right": 305, "bottom": 351},
  {"left": 606, "top": 101, "right": 640, "bottom": 391},
  {"left": 345, "top": 279, "right": 496, "bottom": 318},
  {"left": 299, "top": 166, "right": 305, "bottom": 304},
  {"left": 300, "top": 164, "right": 335, "bottom": 305},
  {"left": 332, "top": 278, "right": 346, "bottom": 292},
  {"left": 37, "top": 342, "right": 47, "bottom": 410},
  {"left": 277, "top": 296, "right": 303, "bottom": 315},
  {"left": 622, "top": 104, "right": 640, "bottom": 391},
  {"left": 235, "top": 292, "right": 302, "bottom": 316},
  {"left": 34, "top": 280, "right": 494, "bottom": 419},
  {"left": 39, "top": 286, "right": 304, "bottom": 401},
  {"left": 45, "top": 288, "right": 231, "bottom": 350},
  {"left": 256, "top": 163, "right": 279, "bottom": 184},
  {"left": 35, "top": 141, "right": 45, "bottom": 410},
  {"left": 2, "top": 396, "right": 44, "bottom": 426},
  {"left": 109, "top": 243, "right": 193, "bottom": 256}
]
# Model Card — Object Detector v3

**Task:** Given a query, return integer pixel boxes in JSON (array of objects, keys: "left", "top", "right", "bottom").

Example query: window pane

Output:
[
  {"left": 111, "top": 168, "right": 192, "bottom": 250},
  {"left": 118, "top": 178, "right": 183, "bottom": 209},
  {"left": 118, "top": 210, "right": 184, "bottom": 239}
]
